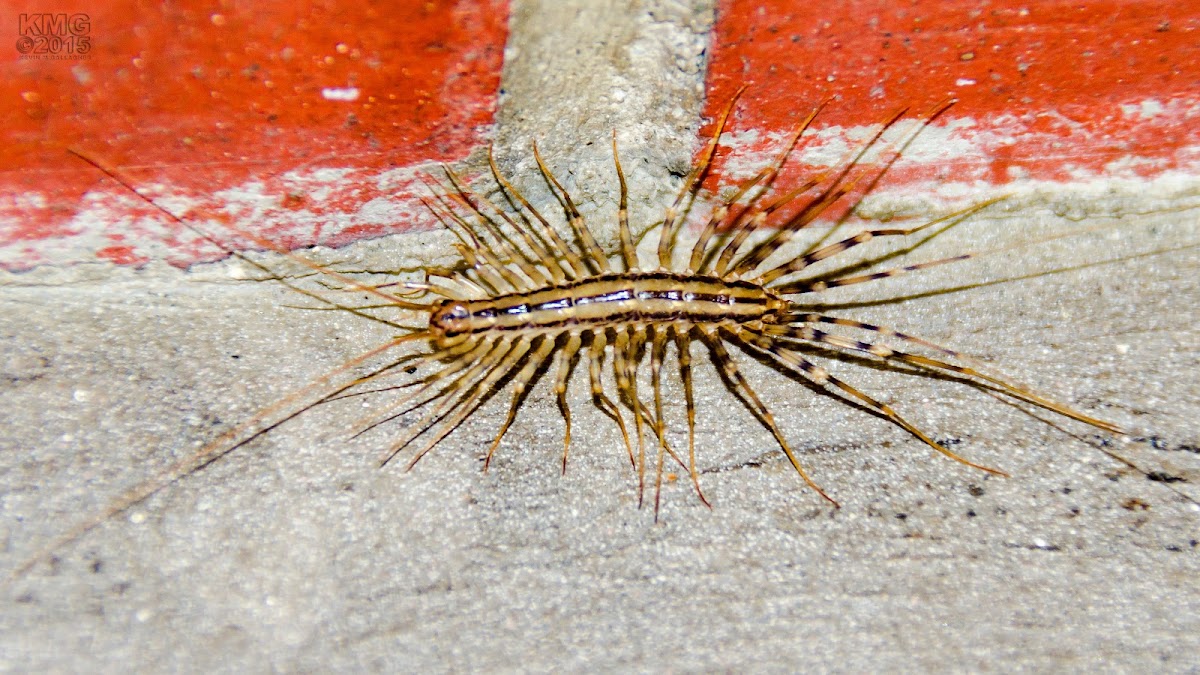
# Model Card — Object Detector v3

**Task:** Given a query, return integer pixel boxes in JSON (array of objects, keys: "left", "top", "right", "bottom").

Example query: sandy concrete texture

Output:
[{"left": 3, "top": 0, "right": 1200, "bottom": 671}]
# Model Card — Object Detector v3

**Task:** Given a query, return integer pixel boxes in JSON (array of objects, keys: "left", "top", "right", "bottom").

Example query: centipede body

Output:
[
  {"left": 5, "top": 89, "right": 1139, "bottom": 588},
  {"left": 306, "top": 89, "right": 1122, "bottom": 517}
]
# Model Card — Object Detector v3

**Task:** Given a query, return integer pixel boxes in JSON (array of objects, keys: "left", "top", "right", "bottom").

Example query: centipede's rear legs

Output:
[
  {"left": 734, "top": 327, "right": 1007, "bottom": 478},
  {"left": 705, "top": 327, "right": 840, "bottom": 506}
]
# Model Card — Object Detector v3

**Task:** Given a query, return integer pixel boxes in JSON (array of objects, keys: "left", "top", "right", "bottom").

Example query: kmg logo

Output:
[{"left": 16, "top": 13, "right": 91, "bottom": 59}]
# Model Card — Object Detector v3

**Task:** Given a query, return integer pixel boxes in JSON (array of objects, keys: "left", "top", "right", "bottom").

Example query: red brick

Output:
[{"left": 2, "top": 0, "right": 507, "bottom": 269}]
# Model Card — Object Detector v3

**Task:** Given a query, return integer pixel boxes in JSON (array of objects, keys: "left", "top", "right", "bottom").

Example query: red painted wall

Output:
[
  {"left": 3, "top": 1, "right": 1197, "bottom": 270},
  {"left": 702, "top": 0, "right": 1199, "bottom": 189},
  {"left": 2, "top": 0, "right": 507, "bottom": 269}
]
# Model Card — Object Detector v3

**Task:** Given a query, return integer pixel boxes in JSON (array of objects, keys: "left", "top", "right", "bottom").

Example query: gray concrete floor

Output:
[{"left": 3, "top": 1, "right": 1200, "bottom": 671}]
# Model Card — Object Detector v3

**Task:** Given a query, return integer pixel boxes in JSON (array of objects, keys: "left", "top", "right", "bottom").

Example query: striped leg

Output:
[
  {"left": 717, "top": 107, "right": 910, "bottom": 278},
  {"left": 589, "top": 331, "right": 636, "bottom": 470},
  {"left": 532, "top": 143, "right": 611, "bottom": 274},
  {"left": 782, "top": 314, "right": 967, "bottom": 360},
  {"left": 403, "top": 338, "right": 535, "bottom": 470},
  {"left": 427, "top": 271, "right": 488, "bottom": 303},
  {"left": 553, "top": 332, "right": 584, "bottom": 473},
  {"left": 376, "top": 338, "right": 517, "bottom": 466},
  {"left": 708, "top": 174, "right": 828, "bottom": 277},
  {"left": 675, "top": 327, "right": 711, "bottom": 507},
  {"left": 486, "top": 146, "right": 574, "bottom": 282},
  {"left": 321, "top": 352, "right": 446, "bottom": 405},
  {"left": 425, "top": 186, "right": 531, "bottom": 291},
  {"left": 733, "top": 99, "right": 956, "bottom": 279},
  {"left": 422, "top": 196, "right": 498, "bottom": 292},
  {"left": 612, "top": 327, "right": 690, "bottom": 516},
  {"left": 702, "top": 328, "right": 839, "bottom": 506},
  {"left": 484, "top": 336, "right": 558, "bottom": 470},
  {"left": 449, "top": 243, "right": 507, "bottom": 297},
  {"left": 423, "top": 195, "right": 518, "bottom": 293},
  {"left": 611, "top": 131, "right": 639, "bottom": 272},
  {"left": 440, "top": 167, "right": 549, "bottom": 287},
  {"left": 349, "top": 338, "right": 498, "bottom": 437},
  {"left": 780, "top": 312, "right": 1030, "bottom": 384},
  {"left": 687, "top": 170, "right": 769, "bottom": 274},
  {"left": 471, "top": 168, "right": 568, "bottom": 284},
  {"left": 689, "top": 101, "right": 826, "bottom": 274},
  {"left": 728, "top": 175, "right": 865, "bottom": 279},
  {"left": 736, "top": 328, "right": 1010, "bottom": 476},
  {"left": 657, "top": 86, "right": 746, "bottom": 269},
  {"left": 488, "top": 148, "right": 588, "bottom": 279},
  {"left": 440, "top": 165, "right": 558, "bottom": 286},
  {"left": 334, "top": 334, "right": 479, "bottom": 401},
  {"left": 613, "top": 328, "right": 647, "bottom": 505},
  {"left": 761, "top": 324, "right": 1120, "bottom": 432},
  {"left": 643, "top": 330, "right": 698, "bottom": 517},
  {"left": 376, "top": 336, "right": 513, "bottom": 461},
  {"left": 775, "top": 254, "right": 972, "bottom": 295},
  {"left": 758, "top": 198, "right": 1004, "bottom": 289},
  {"left": 768, "top": 197, "right": 1008, "bottom": 292},
  {"left": 649, "top": 329, "right": 672, "bottom": 517}
]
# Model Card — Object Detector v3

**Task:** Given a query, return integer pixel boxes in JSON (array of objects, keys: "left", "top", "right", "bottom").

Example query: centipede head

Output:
[{"left": 430, "top": 299, "right": 471, "bottom": 338}]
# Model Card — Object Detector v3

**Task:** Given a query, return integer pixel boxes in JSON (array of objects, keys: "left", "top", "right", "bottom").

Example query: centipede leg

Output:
[
  {"left": 484, "top": 336, "right": 558, "bottom": 471},
  {"left": 704, "top": 328, "right": 839, "bottom": 506},
  {"left": 351, "top": 338, "right": 498, "bottom": 438},
  {"left": 757, "top": 197, "right": 1007, "bottom": 285},
  {"left": 674, "top": 326, "right": 710, "bottom": 507},
  {"left": 404, "top": 338, "right": 535, "bottom": 470},
  {"left": 378, "top": 338, "right": 517, "bottom": 467},
  {"left": 737, "top": 327, "right": 1009, "bottom": 477},
  {"left": 612, "top": 328, "right": 647, "bottom": 505},
  {"left": 488, "top": 147, "right": 588, "bottom": 279},
  {"left": 650, "top": 329, "right": 672, "bottom": 519},
  {"left": 553, "top": 332, "right": 584, "bottom": 473},
  {"left": 766, "top": 324, "right": 1119, "bottom": 432},
  {"left": 532, "top": 143, "right": 610, "bottom": 273},
  {"left": 611, "top": 130, "right": 639, "bottom": 272},
  {"left": 657, "top": 85, "right": 746, "bottom": 269},
  {"left": 589, "top": 331, "right": 636, "bottom": 470}
]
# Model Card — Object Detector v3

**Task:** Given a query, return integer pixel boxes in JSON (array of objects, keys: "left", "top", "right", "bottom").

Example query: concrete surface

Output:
[{"left": 3, "top": 1, "right": 1200, "bottom": 672}]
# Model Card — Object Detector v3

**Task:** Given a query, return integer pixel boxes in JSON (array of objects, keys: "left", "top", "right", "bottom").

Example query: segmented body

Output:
[
  {"left": 348, "top": 89, "right": 1120, "bottom": 514},
  {"left": 9, "top": 90, "right": 1125, "bottom": 583},
  {"left": 430, "top": 272, "right": 788, "bottom": 335}
]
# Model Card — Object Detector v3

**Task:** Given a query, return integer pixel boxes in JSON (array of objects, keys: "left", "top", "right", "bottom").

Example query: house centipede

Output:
[{"left": 8, "top": 87, "right": 1144, "bottom": 584}]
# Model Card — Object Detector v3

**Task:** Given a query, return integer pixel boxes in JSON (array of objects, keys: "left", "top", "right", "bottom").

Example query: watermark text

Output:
[{"left": 16, "top": 13, "right": 91, "bottom": 59}]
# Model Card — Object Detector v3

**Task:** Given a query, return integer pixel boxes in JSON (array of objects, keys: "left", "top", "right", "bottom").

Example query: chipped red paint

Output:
[
  {"left": 95, "top": 245, "right": 146, "bottom": 266},
  {"left": 703, "top": 0, "right": 1200, "bottom": 189},
  {"left": 1, "top": 0, "right": 508, "bottom": 270}
]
